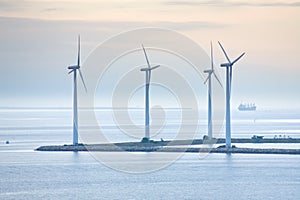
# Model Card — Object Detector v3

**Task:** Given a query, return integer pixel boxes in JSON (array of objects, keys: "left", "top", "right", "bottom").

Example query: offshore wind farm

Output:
[
  {"left": 2, "top": 40, "right": 300, "bottom": 198},
  {"left": 1, "top": 1, "right": 300, "bottom": 199},
  {"left": 34, "top": 37, "right": 300, "bottom": 156}
]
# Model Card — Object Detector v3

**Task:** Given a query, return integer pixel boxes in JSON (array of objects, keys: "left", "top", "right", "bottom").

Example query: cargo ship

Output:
[{"left": 238, "top": 103, "right": 256, "bottom": 111}]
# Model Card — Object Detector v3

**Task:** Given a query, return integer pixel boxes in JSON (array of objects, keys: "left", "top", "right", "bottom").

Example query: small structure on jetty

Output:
[{"left": 35, "top": 138, "right": 300, "bottom": 155}]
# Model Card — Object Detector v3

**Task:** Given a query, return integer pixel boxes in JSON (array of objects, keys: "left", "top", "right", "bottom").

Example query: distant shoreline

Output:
[{"left": 36, "top": 138, "right": 300, "bottom": 155}]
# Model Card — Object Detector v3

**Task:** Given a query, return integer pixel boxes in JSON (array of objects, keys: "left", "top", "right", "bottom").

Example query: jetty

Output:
[{"left": 36, "top": 138, "right": 300, "bottom": 155}]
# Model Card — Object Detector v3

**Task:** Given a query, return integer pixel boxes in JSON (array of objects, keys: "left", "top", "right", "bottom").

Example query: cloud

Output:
[
  {"left": 0, "top": 0, "right": 62, "bottom": 13},
  {"left": 0, "top": 0, "right": 26, "bottom": 10},
  {"left": 148, "top": 21, "right": 228, "bottom": 30},
  {"left": 0, "top": 16, "right": 227, "bottom": 31},
  {"left": 165, "top": 0, "right": 300, "bottom": 7},
  {"left": 43, "top": 7, "right": 62, "bottom": 12}
]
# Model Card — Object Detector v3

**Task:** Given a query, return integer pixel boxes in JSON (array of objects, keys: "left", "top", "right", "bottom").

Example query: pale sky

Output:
[{"left": 0, "top": 0, "right": 299, "bottom": 109}]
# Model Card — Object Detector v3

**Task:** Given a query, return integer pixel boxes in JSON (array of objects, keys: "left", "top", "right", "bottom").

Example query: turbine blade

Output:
[
  {"left": 218, "top": 41, "right": 231, "bottom": 64},
  {"left": 77, "top": 35, "right": 80, "bottom": 66},
  {"left": 210, "top": 41, "right": 214, "bottom": 70},
  {"left": 150, "top": 65, "right": 160, "bottom": 70},
  {"left": 68, "top": 69, "right": 74, "bottom": 74},
  {"left": 213, "top": 72, "right": 223, "bottom": 88},
  {"left": 142, "top": 44, "right": 151, "bottom": 69},
  {"left": 232, "top": 52, "right": 245, "bottom": 65},
  {"left": 78, "top": 69, "right": 87, "bottom": 92},
  {"left": 204, "top": 76, "right": 209, "bottom": 84}
]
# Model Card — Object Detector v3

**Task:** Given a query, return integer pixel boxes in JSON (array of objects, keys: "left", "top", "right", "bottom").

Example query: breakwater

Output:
[{"left": 35, "top": 138, "right": 300, "bottom": 155}]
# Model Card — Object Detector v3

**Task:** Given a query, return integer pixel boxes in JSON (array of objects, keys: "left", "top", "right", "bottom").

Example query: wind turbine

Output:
[
  {"left": 203, "top": 42, "right": 222, "bottom": 140},
  {"left": 67, "top": 35, "right": 87, "bottom": 146},
  {"left": 140, "top": 45, "right": 160, "bottom": 142},
  {"left": 218, "top": 41, "right": 245, "bottom": 148}
]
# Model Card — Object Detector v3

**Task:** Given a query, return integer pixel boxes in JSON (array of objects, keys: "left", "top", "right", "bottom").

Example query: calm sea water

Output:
[{"left": 0, "top": 108, "right": 300, "bottom": 199}]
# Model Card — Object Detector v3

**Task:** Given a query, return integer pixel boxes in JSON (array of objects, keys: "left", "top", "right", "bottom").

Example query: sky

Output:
[{"left": 0, "top": 0, "right": 299, "bottom": 109}]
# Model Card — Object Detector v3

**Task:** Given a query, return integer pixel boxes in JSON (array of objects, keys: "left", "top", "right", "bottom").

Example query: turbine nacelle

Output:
[
  {"left": 68, "top": 65, "right": 80, "bottom": 70},
  {"left": 218, "top": 41, "right": 245, "bottom": 94},
  {"left": 204, "top": 42, "right": 223, "bottom": 87},
  {"left": 140, "top": 65, "right": 160, "bottom": 71},
  {"left": 220, "top": 63, "right": 231, "bottom": 67},
  {"left": 203, "top": 69, "right": 213, "bottom": 74},
  {"left": 218, "top": 41, "right": 245, "bottom": 68},
  {"left": 67, "top": 36, "right": 87, "bottom": 92}
]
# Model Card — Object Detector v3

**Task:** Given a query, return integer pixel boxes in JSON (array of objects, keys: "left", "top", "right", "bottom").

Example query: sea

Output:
[{"left": 0, "top": 108, "right": 300, "bottom": 200}]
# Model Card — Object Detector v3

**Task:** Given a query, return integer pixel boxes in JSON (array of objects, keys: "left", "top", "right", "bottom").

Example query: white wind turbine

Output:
[
  {"left": 218, "top": 41, "right": 245, "bottom": 148},
  {"left": 67, "top": 35, "right": 87, "bottom": 146},
  {"left": 203, "top": 42, "right": 222, "bottom": 140},
  {"left": 140, "top": 45, "right": 160, "bottom": 142}
]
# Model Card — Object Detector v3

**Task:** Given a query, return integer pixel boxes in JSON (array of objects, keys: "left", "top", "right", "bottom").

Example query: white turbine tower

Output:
[
  {"left": 140, "top": 45, "right": 160, "bottom": 142},
  {"left": 203, "top": 42, "right": 222, "bottom": 140},
  {"left": 67, "top": 35, "right": 87, "bottom": 146},
  {"left": 218, "top": 41, "right": 245, "bottom": 148}
]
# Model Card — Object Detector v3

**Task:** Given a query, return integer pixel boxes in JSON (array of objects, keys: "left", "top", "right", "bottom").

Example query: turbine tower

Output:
[
  {"left": 140, "top": 45, "right": 160, "bottom": 142},
  {"left": 203, "top": 42, "right": 222, "bottom": 140},
  {"left": 67, "top": 35, "right": 87, "bottom": 146},
  {"left": 218, "top": 41, "right": 245, "bottom": 148}
]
